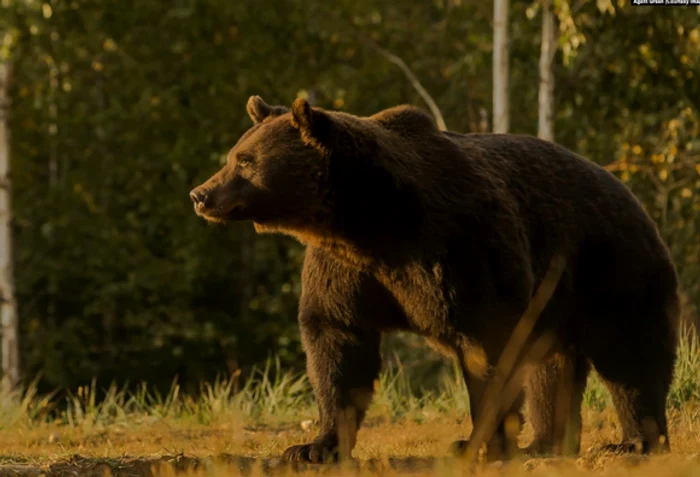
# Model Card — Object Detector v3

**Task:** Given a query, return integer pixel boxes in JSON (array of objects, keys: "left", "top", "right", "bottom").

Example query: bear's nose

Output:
[{"left": 189, "top": 189, "right": 208, "bottom": 208}]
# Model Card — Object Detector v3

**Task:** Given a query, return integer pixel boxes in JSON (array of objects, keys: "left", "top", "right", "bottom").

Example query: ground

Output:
[
  {"left": 1, "top": 405, "right": 699, "bottom": 477},
  {"left": 1, "top": 332, "right": 698, "bottom": 477}
]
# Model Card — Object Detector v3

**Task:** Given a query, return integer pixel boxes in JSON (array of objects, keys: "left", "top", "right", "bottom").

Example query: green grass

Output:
[{"left": 1, "top": 326, "right": 698, "bottom": 432}]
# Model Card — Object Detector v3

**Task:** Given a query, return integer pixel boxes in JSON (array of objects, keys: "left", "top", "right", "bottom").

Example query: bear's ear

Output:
[
  {"left": 290, "top": 98, "right": 332, "bottom": 155},
  {"left": 246, "top": 95, "right": 288, "bottom": 124},
  {"left": 290, "top": 98, "right": 313, "bottom": 131}
]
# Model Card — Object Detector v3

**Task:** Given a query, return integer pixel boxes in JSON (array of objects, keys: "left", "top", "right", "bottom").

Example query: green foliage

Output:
[
  {"left": 9, "top": 0, "right": 312, "bottom": 393},
  {"left": 2, "top": 0, "right": 699, "bottom": 395}
]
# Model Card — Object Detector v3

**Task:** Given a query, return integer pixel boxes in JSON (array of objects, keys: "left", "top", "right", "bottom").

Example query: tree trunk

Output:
[
  {"left": 538, "top": 0, "right": 556, "bottom": 142},
  {"left": 493, "top": 0, "right": 510, "bottom": 133},
  {"left": 0, "top": 61, "right": 19, "bottom": 396}
]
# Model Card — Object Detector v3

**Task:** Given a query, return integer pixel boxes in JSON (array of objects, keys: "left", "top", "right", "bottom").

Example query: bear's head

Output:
[
  {"left": 189, "top": 96, "right": 333, "bottom": 233},
  {"left": 190, "top": 95, "right": 425, "bottom": 249}
]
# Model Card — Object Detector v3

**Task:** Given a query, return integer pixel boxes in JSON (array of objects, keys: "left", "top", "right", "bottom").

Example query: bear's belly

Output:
[
  {"left": 373, "top": 261, "right": 458, "bottom": 339},
  {"left": 372, "top": 258, "right": 537, "bottom": 347}
]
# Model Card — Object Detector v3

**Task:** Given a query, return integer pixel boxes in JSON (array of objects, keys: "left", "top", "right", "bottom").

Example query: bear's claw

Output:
[{"left": 282, "top": 442, "right": 339, "bottom": 464}]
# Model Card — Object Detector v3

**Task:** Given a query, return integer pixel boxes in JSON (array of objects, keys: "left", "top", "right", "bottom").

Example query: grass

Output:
[{"left": 0, "top": 327, "right": 698, "bottom": 476}]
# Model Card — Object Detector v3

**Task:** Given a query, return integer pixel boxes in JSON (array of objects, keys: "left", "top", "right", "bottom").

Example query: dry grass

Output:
[
  {"left": 0, "top": 328, "right": 698, "bottom": 476},
  {"left": 1, "top": 406, "right": 699, "bottom": 476}
]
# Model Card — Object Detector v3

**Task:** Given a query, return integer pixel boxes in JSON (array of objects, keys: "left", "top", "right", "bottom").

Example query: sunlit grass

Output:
[
  {"left": 1, "top": 327, "right": 698, "bottom": 431},
  {"left": 0, "top": 327, "right": 697, "bottom": 475}
]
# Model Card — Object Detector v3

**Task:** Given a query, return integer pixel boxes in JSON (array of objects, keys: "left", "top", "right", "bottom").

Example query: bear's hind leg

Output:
[
  {"left": 594, "top": 352, "right": 674, "bottom": 454},
  {"left": 600, "top": 380, "right": 671, "bottom": 454},
  {"left": 585, "top": 310, "right": 676, "bottom": 454},
  {"left": 522, "top": 352, "right": 589, "bottom": 457}
]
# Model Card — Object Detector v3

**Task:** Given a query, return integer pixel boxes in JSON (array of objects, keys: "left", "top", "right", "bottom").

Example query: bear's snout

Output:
[
  {"left": 189, "top": 188, "right": 209, "bottom": 210},
  {"left": 189, "top": 182, "right": 250, "bottom": 223}
]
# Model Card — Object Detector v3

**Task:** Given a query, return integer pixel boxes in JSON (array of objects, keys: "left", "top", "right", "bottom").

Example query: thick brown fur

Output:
[{"left": 191, "top": 96, "right": 681, "bottom": 463}]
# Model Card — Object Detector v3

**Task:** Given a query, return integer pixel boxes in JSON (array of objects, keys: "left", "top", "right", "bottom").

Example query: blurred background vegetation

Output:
[{"left": 0, "top": 0, "right": 698, "bottom": 398}]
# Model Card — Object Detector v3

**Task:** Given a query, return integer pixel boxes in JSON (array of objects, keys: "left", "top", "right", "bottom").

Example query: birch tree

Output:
[
  {"left": 0, "top": 61, "right": 19, "bottom": 396},
  {"left": 538, "top": 0, "right": 556, "bottom": 142},
  {"left": 493, "top": 0, "right": 510, "bottom": 133}
]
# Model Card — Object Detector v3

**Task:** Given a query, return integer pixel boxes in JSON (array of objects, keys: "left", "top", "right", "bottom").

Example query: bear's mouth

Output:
[{"left": 196, "top": 204, "right": 250, "bottom": 223}]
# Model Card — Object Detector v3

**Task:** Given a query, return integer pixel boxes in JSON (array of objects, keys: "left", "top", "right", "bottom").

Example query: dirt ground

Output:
[{"left": 1, "top": 406, "right": 699, "bottom": 477}]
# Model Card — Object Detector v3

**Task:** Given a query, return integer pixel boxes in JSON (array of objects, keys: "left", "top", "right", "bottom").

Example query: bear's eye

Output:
[{"left": 236, "top": 153, "right": 254, "bottom": 167}]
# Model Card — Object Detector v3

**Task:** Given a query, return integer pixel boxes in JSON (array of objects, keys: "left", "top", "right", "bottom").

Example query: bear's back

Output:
[
  {"left": 441, "top": 131, "right": 675, "bottom": 293},
  {"left": 442, "top": 131, "right": 656, "bottom": 236}
]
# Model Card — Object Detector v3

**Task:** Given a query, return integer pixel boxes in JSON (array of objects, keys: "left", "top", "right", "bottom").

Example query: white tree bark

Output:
[
  {"left": 493, "top": 0, "right": 510, "bottom": 133},
  {"left": 538, "top": 0, "right": 556, "bottom": 142},
  {"left": 0, "top": 61, "right": 19, "bottom": 396}
]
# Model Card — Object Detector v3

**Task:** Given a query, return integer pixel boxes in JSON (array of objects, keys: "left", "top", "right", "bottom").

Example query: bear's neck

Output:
[
  {"left": 254, "top": 182, "right": 424, "bottom": 268},
  {"left": 311, "top": 156, "right": 427, "bottom": 266}
]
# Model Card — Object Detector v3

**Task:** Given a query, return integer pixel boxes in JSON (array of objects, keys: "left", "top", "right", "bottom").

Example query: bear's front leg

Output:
[{"left": 282, "top": 319, "right": 381, "bottom": 464}]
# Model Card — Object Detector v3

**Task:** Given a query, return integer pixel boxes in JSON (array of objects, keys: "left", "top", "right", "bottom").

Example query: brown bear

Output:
[{"left": 190, "top": 96, "right": 680, "bottom": 463}]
